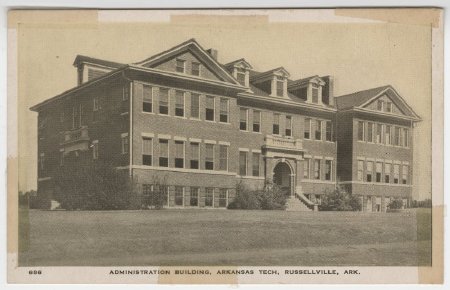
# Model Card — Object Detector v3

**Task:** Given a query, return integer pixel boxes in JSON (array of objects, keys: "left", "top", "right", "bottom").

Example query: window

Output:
[
  {"left": 385, "top": 125, "right": 392, "bottom": 145},
  {"left": 219, "top": 145, "right": 228, "bottom": 171},
  {"left": 402, "top": 165, "right": 408, "bottom": 184},
  {"left": 219, "top": 98, "right": 229, "bottom": 123},
  {"left": 325, "top": 121, "right": 332, "bottom": 141},
  {"left": 253, "top": 110, "right": 261, "bottom": 132},
  {"left": 252, "top": 152, "right": 260, "bottom": 176},
  {"left": 159, "top": 139, "right": 169, "bottom": 167},
  {"left": 376, "top": 162, "right": 382, "bottom": 182},
  {"left": 205, "top": 96, "right": 215, "bottom": 121},
  {"left": 190, "top": 93, "right": 200, "bottom": 119},
  {"left": 175, "top": 186, "right": 184, "bottom": 206},
  {"left": 385, "top": 163, "right": 391, "bottom": 183},
  {"left": 142, "top": 137, "right": 153, "bottom": 166},
  {"left": 205, "top": 143, "right": 214, "bottom": 170},
  {"left": 303, "top": 159, "right": 310, "bottom": 179},
  {"left": 190, "top": 142, "right": 200, "bottom": 169},
  {"left": 239, "top": 151, "right": 248, "bottom": 176},
  {"left": 357, "top": 160, "right": 364, "bottom": 181},
  {"left": 377, "top": 100, "right": 384, "bottom": 111},
  {"left": 191, "top": 62, "right": 200, "bottom": 76},
  {"left": 218, "top": 189, "right": 228, "bottom": 207},
  {"left": 159, "top": 88, "right": 169, "bottom": 115},
  {"left": 386, "top": 101, "right": 392, "bottom": 113},
  {"left": 176, "top": 59, "right": 185, "bottom": 73},
  {"left": 325, "top": 160, "right": 332, "bottom": 181},
  {"left": 403, "top": 128, "right": 409, "bottom": 147},
  {"left": 72, "top": 104, "right": 82, "bottom": 129},
  {"left": 174, "top": 140, "right": 185, "bottom": 168},
  {"left": 357, "top": 121, "right": 365, "bottom": 141},
  {"left": 312, "top": 85, "right": 319, "bottom": 103},
  {"left": 123, "top": 85, "right": 129, "bottom": 101},
  {"left": 367, "top": 122, "right": 374, "bottom": 142},
  {"left": 121, "top": 134, "right": 129, "bottom": 154},
  {"left": 93, "top": 97, "right": 99, "bottom": 111},
  {"left": 175, "top": 91, "right": 185, "bottom": 117},
  {"left": 236, "top": 68, "right": 246, "bottom": 86},
  {"left": 239, "top": 108, "right": 248, "bottom": 130},
  {"left": 314, "top": 159, "right": 321, "bottom": 180},
  {"left": 143, "top": 85, "right": 153, "bottom": 112},
  {"left": 190, "top": 187, "right": 199, "bottom": 206},
  {"left": 393, "top": 164, "right": 400, "bottom": 184},
  {"left": 276, "top": 76, "right": 284, "bottom": 97},
  {"left": 366, "top": 161, "right": 373, "bottom": 182},
  {"left": 285, "top": 116, "right": 292, "bottom": 137},
  {"left": 273, "top": 113, "right": 280, "bottom": 135},
  {"left": 376, "top": 124, "right": 383, "bottom": 143},
  {"left": 92, "top": 140, "right": 98, "bottom": 160},
  {"left": 205, "top": 188, "right": 214, "bottom": 207},
  {"left": 304, "top": 118, "right": 311, "bottom": 139},
  {"left": 394, "top": 127, "right": 400, "bottom": 146},
  {"left": 39, "top": 153, "right": 45, "bottom": 170},
  {"left": 315, "top": 120, "right": 322, "bottom": 140}
]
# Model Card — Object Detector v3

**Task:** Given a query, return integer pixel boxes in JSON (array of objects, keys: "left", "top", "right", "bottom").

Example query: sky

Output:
[{"left": 14, "top": 10, "right": 432, "bottom": 200}]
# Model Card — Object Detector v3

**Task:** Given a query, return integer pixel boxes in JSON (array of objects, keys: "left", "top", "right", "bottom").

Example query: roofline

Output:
[
  {"left": 250, "top": 66, "right": 291, "bottom": 81},
  {"left": 223, "top": 58, "right": 253, "bottom": 69},
  {"left": 339, "top": 107, "right": 421, "bottom": 122},
  {"left": 73, "top": 55, "right": 124, "bottom": 69}
]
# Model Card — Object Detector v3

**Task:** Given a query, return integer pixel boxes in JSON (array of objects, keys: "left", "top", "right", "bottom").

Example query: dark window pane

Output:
[
  {"left": 205, "top": 161, "right": 214, "bottom": 170},
  {"left": 159, "top": 157, "right": 168, "bottom": 167},
  {"left": 253, "top": 123, "right": 260, "bottom": 132},
  {"left": 143, "top": 155, "right": 152, "bottom": 166},
  {"left": 143, "top": 102, "right": 152, "bottom": 112},
  {"left": 175, "top": 108, "right": 184, "bottom": 117},
  {"left": 159, "top": 105, "right": 168, "bottom": 115},
  {"left": 190, "top": 160, "right": 199, "bottom": 169},
  {"left": 220, "top": 114, "right": 228, "bottom": 123},
  {"left": 273, "top": 124, "right": 279, "bottom": 135},
  {"left": 206, "top": 109, "right": 214, "bottom": 121},
  {"left": 175, "top": 158, "right": 184, "bottom": 168}
]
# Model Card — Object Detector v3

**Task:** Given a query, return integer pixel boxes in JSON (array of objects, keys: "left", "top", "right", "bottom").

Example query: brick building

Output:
[{"left": 30, "top": 39, "right": 421, "bottom": 211}]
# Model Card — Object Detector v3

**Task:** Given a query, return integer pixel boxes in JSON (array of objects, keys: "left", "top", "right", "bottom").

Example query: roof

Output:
[
  {"left": 73, "top": 55, "right": 125, "bottom": 69},
  {"left": 334, "top": 85, "right": 391, "bottom": 110}
]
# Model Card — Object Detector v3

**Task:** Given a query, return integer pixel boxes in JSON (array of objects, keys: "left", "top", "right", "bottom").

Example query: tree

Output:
[
  {"left": 227, "top": 182, "right": 287, "bottom": 210},
  {"left": 388, "top": 197, "right": 404, "bottom": 210},
  {"left": 319, "top": 187, "right": 361, "bottom": 211}
]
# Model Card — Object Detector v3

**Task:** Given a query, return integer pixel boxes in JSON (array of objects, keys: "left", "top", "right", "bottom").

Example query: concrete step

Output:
[{"left": 286, "top": 197, "right": 312, "bottom": 212}]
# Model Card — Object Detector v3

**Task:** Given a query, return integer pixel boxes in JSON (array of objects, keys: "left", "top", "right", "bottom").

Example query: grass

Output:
[{"left": 18, "top": 208, "right": 431, "bottom": 266}]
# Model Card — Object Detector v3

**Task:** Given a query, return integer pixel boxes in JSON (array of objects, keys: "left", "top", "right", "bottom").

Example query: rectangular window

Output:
[
  {"left": 357, "top": 121, "right": 365, "bottom": 141},
  {"left": 121, "top": 134, "right": 128, "bottom": 154},
  {"left": 276, "top": 77, "right": 284, "bottom": 97},
  {"left": 205, "top": 188, "right": 214, "bottom": 207},
  {"left": 175, "top": 186, "right": 184, "bottom": 206},
  {"left": 377, "top": 100, "right": 384, "bottom": 111},
  {"left": 366, "top": 161, "right": 373, "bottom": 182},
  {"left": 325, "top": 120, "right": 332, "bottom": 141},
  {"left": 205, "top": 96, "right": 215, "bottom": 121},
  {"left": 239, "top": 108, "right": 248, "bottom": 130},
  {"left": 190, "top": 142, "right": 200, "bottom": 169},
  {"left": 190, "top": 93, "right": 200, "bottom": 119},
  {"left": 253, "top": 110, "right": 261, "bottom": 132},
  {"left": 393, "top": 164, "right": 400, "bottom": 184},
  {"left": 303, "top": 159, "right": 310, "bottom": 179},
  {"left": 218, "top": 189, "right": 228, "bottom": 207},
  {"left": 402, "top": 165, "right": 408, "bottom": 184},
  {"left": 403, "top": 128, "right": 409, "bottom": 147},
  {"left": 236, "top": 68, "right": 246, "bottom": 86},
  {"left": 219, "top": 98, "right": 229, "bottom": 123},
  {"left": 93, "top": 97, "right": 99, "bottom": 111},
  {"left": 385, "top": 125, "right": 392, "bottom": 145},
  {"left": 273, "top": 113, "right": 280, "bottom": 135},
  {"left": 304, "top": 118, "right": 311, "bottom": 139},
  {"left": 314, "top": 159, "right": 321, "bottom": 180},
  {"left": 312, "top": 86, "right": 319, "bottom": 103},
  {"left": 175, "top": 91, "right": 185, "bottom": 117},
  {"left": 394, "top": 127, "right": 401, "bottom": 146},
  {"left": 159, "top": 139, "right": 169, "bottom": 167},
  {"left": 92, "top": 140, "right": 99, "bottom": 160},
  {"left": 174, "top": 140, "right": 185, "bottom": 168},
  {"left": 190, "top": 187, "right": 199, "bottom": 206},
  {"left": 142, "top": 137, "right": 153, "bottom": 166},
  {"left": 386, "top": 101, "right": 392, "bottom": 112},
  {"left": 376, "top": 124, "right": 383, "bottom": 143},
  {"left": 325, "top": 160, "right": 332, "bottom": 181},
  {"left": 176, "top": 59, "right": 185, "bottom": 73},
  {"left": 123, "top": 85, "right": 129, "bottom": 101},
  {"left": 357, "top": 160, "right": 364, "bottom": 181},
  {"left": 376, "top": 162, "right": 382, "bottom": 182},
  {"left": 39, "top": 153, "right": 45, "bottom": 171},
  {"left": 239, "top": 151, "right": 248, "bottom": 176},
  {"left": 205, "top": 143, "right": 214, "bottom": 170},
  {"left": 191, "top": 62, "right": 200, "bottom": 76},
  {"left": 315, "top": 120, "right": 322, "bottom": 140},
  {"left": 367, "top": 122, "right": 374, "bottom": 142},
  {"left": 143, "top": 85, "right": 153, "bottom": 113},
  {"left": 159, "top": 88, "right": 169, "bottom": 115},
  {"left": 385, "top": 163, "right": 391, "bottom": 183},
  {"left": 219, "top": 145, "right": 228, "bottom": 171},
  {"left": 285, "top": 116, "right": 292, "bottom": 137},
  {"left": 252, "top": 152, "right": 260, "bottom": 177}
]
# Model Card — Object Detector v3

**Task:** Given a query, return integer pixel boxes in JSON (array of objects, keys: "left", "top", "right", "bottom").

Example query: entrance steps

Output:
[{"left": 286, "top": 196, "right": 313, "bottom": 212}]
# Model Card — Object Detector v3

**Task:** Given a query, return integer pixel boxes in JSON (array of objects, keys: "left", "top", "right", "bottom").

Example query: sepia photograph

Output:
[{"left": 6, "top": 8, "right": 444, "bottom": 284}]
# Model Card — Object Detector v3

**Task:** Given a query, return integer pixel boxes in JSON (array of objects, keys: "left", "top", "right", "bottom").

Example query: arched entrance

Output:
[{"left": 273, "top": 162, "right": 292, "bottom": 196}]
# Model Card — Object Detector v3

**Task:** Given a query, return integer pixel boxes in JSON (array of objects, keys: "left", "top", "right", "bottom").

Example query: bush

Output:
[
  {"left": 411, "top": 199, "right": 431, "bottom": 208},
  {"left": 388, "top": 198, "right": 404, "bottom": 210},
  {"left": 141, "top": 176, "right": 169, "bottom": 209},
  {"left": 319, "top": 187, "right": 361, "bottom": 211},
  {"left": 227, "top": 182, "right": 287, "bottom": 210}
]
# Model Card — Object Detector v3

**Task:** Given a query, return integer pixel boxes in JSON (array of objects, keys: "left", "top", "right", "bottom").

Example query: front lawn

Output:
[{"left": 18, "top": 208, "right": 431, "bottom": 266}]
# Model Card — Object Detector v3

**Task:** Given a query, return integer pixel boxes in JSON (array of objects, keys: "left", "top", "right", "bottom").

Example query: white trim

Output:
[
  {"left": 38, "top": 177, "right": 52, "bottom": 182},
  {"left": 237, "top": 175, "right": 265, "bottom": 180},
  {"left": 204, "top": 139, "right": 217, "bottom": 144},
  {"left": 141, "top": 132, "right": 155, "bottom": 138},
  {"left": 252, "top": 149, "right": 262, "bottom": 154},
  {"left": 301, "top": 179, "right": 335, "bottom": 185},
  {"left": 174, "top": 136, "right": 187, "bottom": 141},
  {"left": 393, "top": 160, "right": 402, "bottom": 165},
  {"left": 366, "top": 157, "right": 375, "bottom": 161},
  {"left": 324, "top": 156, "right": 334, "bottom": 161},
  {"left": 158, "top": 134, "right": 171, "bottom": 140},
  {"left": 313, "top": 155, "right": 323, "bottom": 159},
  {"left": 120, "top": 165, "right": 237, "bottom": 176},
  {"left": 189, "top": 138, "right": 202, "bottom": 143},
  {"left": 218, "top": 141, "right": 231, "bottom": 146},
  {"left": 402, "top": 161, "right": 410, "bottom": 165},
  {"left": 238, "top": 148, "right": 250, "bottom": 152},
  {"left": 59, "top": 148, "right": 65, "bottom": 152},
  {"left": 121, "top": 132, "right": 129, "bottom": 138},
  {"left": 304, "top": 154, "right": 312, "bottom": 158},
  {"left": 338, "top": 181, "right": 412, "bottom": 188}
]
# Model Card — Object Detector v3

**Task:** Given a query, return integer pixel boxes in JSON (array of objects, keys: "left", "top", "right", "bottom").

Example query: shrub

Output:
[
  {"left": 227, "top": 182, "right": 287, "bottom": 210},
  {"left": 411, "top": 199, "right": 431, "bottom": 208},
  {"left": 319, "top": 187, "right": 361, "bottom": 211},
  {"left": 388, "top": 198, "right": 404, "bottom": 210},
  {"left": 141, "top": 176, "right": 169, "bottom": 209}
]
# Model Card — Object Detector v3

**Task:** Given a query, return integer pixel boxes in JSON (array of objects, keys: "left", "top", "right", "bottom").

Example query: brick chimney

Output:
[
  {"left": 206, "top": 48, "right": 218, "bottom": 61},
  {"left": 322, "top": 76, "right": 335, "bottom": 106}
]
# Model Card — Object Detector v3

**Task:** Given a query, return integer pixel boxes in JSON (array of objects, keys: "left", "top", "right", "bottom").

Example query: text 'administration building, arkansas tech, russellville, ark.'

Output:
[{"left": 30, "top": 39, "right": 421, "bottom": 212}]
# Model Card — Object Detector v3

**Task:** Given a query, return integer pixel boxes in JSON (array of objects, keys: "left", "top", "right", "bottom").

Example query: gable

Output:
[{"left": 364, "top": 93, "right": 407, "bottom": 116}]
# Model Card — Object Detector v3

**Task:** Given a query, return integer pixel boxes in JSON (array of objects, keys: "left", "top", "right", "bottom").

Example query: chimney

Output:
[
  {"left": 322, "top": 76, "right": 334, "bottom": 106},
  {"left": 206, "top": 48, "right": 218, "bottom": 61}
]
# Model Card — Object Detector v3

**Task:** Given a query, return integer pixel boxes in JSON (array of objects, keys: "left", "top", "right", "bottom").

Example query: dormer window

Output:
[
  {"left": 236, "top": 68, "right": 246, "bottom": 86},
  {"left": 225, "top": 59, "right": 252, "bottom": 87},
  {"left": 191, "top": 62, "right": 200, "bottom": 76},
  {"left": 386, "top": 101, "right": 392, "bottom": 112},
  {"left": 312, "top": 84, "right": 319, "bottom": 103},
  {"left": 176, "top": 59, "right": 185, "bottom": 73},
  {"left": 276, "top": 76, "right": 284, "bottom": 97}
]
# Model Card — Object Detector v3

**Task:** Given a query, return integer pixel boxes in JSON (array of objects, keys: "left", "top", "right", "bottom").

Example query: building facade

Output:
[{"left": 30, "top": 39, "right": 421, "bottom": 211}]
